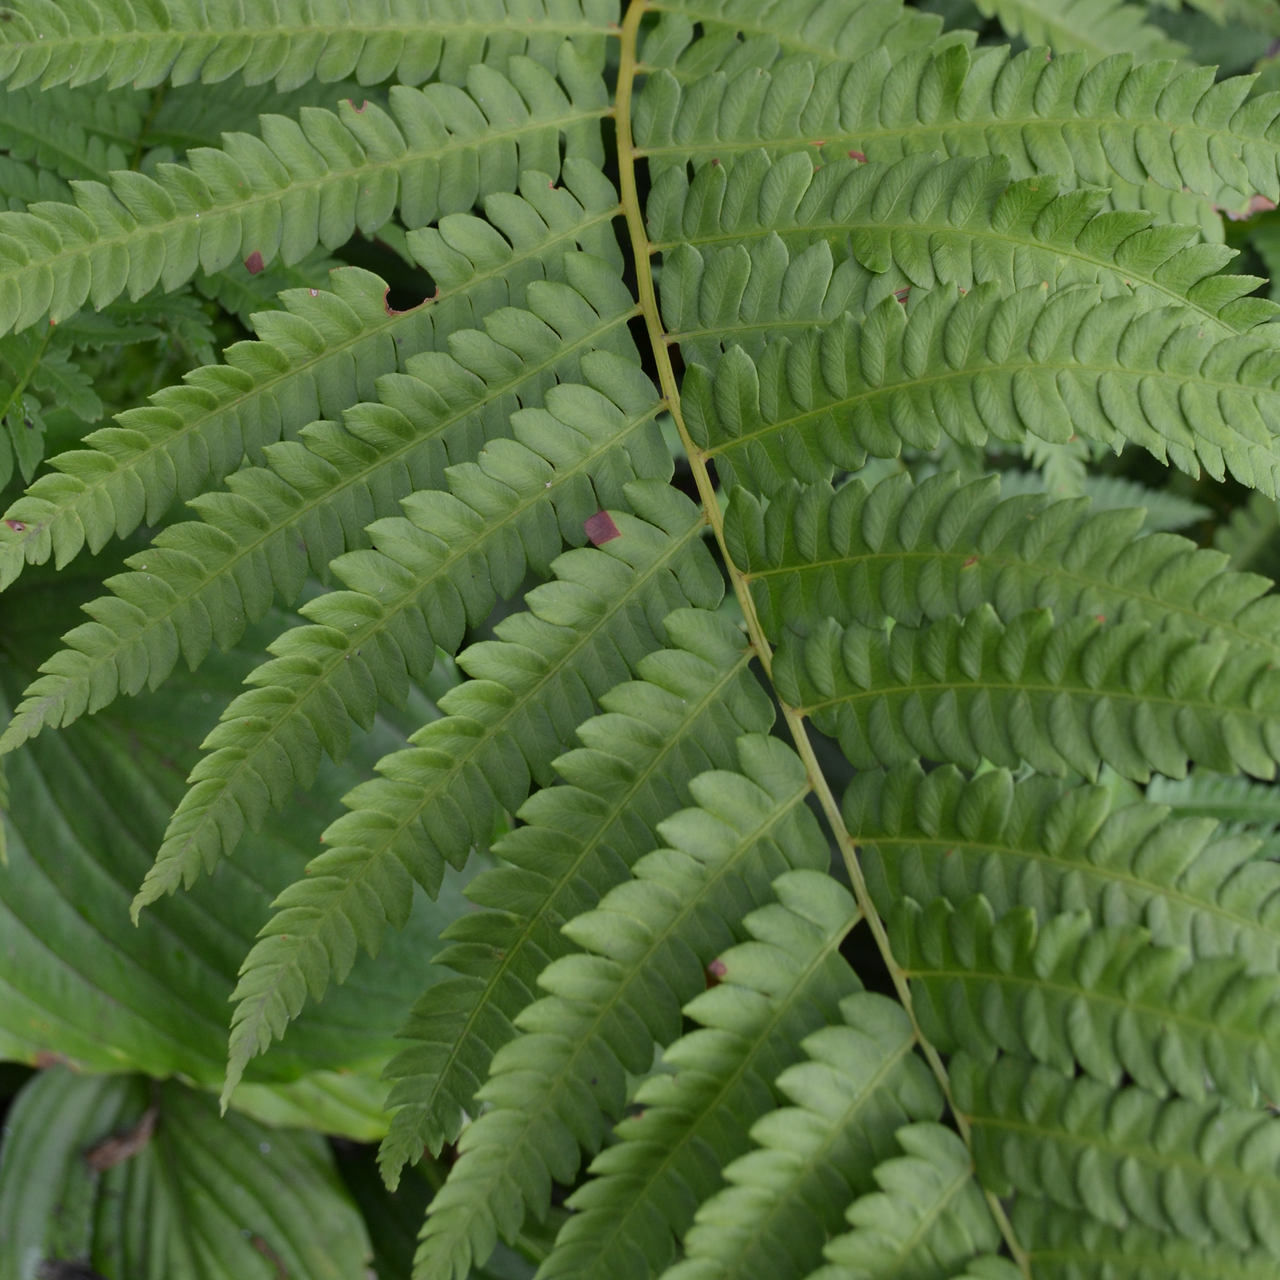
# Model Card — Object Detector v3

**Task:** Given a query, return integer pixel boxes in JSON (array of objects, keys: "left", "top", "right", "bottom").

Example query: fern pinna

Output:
[{"left": 11, "top": 0, "right": 1280, "bottom": 1274}]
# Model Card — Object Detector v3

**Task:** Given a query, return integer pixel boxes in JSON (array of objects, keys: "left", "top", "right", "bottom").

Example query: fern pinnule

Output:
[
  {"left": 0, "top": 0, "right": 617, "bottom": 94},
  {"left": 954, "top": 1050, "right": 1280, "bottom": 1253},
  {"left": 377, "top": 609, "right": 772, "bottom": 1180},
  {"left": 725, "top": 470, "right": 1280, "bottom": 655},
  {"left": 685, "top": 280, "right": 1280, "bottom": 498},
  {"left": 970, "top": 0, "right": 1186, "bottom": 63},
  {"left": 847, "top": 762, "right": 1280, "bottom": 971},
  {"left": 653, "top": 991, "right": 939, "bottom": 1280},
  {"left": 0, "top": 162, "right": 623, "bottom": 587},
  {"left": 648, "top": 150, "right": 1276, "bottom": 367},
  {"left": 640, "top": 0, "right": 960, "bottom": 79},
  {"left": 893, "top": 893, "right": 1280, "bottom": 1107},
  {"left": 635, "top": 36, "right": 1280, "bottom": 221},
  {"left": 1145, "top": 771, "right": 1280, "bottom": 831},
  {"left": 776, "top": 603, "right": 1280, "bottom": 783},
  {"left": 1013, "top": 1199, "right": 1280, "bottom": 1280}
]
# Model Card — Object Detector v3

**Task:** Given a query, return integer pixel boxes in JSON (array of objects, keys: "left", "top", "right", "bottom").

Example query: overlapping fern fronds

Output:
[{"left": 7, "top": 0, "right": 1280, "bottom": 1276}]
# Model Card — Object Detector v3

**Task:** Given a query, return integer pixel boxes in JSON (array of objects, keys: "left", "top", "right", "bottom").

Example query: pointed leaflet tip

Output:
[
  {"left": 584, "top": 511, "right": 621, "bottom": 545},
  {"left": 244, "top": 251, "right": 265, "bottom": 275}
]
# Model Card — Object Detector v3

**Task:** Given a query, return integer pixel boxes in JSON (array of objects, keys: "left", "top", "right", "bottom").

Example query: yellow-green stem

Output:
[{"left": 613, "top": 2, "right": 1030, "bottom": 1269}]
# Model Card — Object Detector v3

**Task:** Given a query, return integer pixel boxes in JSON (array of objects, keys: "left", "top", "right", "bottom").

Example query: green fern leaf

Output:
[
  {"left": 0, "top": 0, "right": 617, "bottom": 93},
  {"left": 723, "top": 470, "right": 1280, "bottom": 656},
  {"left": 0, "top": 600, "right": 472, "bottom": 1093},
  {"left": 0, "top": 160, "right": 623, "bottom": 586},
  {"left": 220, "top": 484, "right": 728, "bottom": 1102},
  {"left": 414, "top": 738, "right": 830, "bottom": 1280},
  {"left": 682, "top": 278, "right": 1280, "bottom": 497},
  {"left": 972, "top": 0, "right": 1187, "bottom": 63},
  {"left": 892, "top": 892, "right": 1280, "bottom": 1106},
  {"left": 775, "top": 603, "right": 1280, "bottom": 783},
  {"left": 1014, "top": 1198, "right": 1280, "bottom": 1280},
  {"left": 0, "top": 84, "right": 147, "bottom": 183},
  {"left": 1146, "top": 770, "right": 1280, "bottom": 830},
  {"left": 376, "top": 609, "right": 772, "bottom": 1181},
  {"left": 813, "top": 1123, "right": 1005, "bottom": 1280},
  {"left": 1214, "top": 489, "right": 1280, "bottom": 573},
  {"left": 0, "top": 44, "right": 606, "bottom": 341},
  {"left": 846, "top": 762, "right": 1280, "bottom": 970},
  {"left": 139, "top": 480, "right": 716, "bottom": 915},
  {"left": 652, "top": 993, "right": 940, "bottom": 1280},
  {"left": 646, "top": 150, "right": 1276, "bottom": 353},
  {"left": 641, "top": 0, "right": 963, "bottom": 78},
  {"left": 634, "top": 37, "right": 1280, "bottom": 220},
  {"left": 0, "top": 252, "right": 636, "bottom": 757},
  {"left": 954, "top": 1050, "right": 1280, "bottom": 1254},
  {"left": 541, "top": 873, "right": 877, "bottom": 1280}
]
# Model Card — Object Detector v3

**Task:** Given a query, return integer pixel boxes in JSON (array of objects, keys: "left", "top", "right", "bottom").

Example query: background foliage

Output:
[{"left": 7, "top": 0, "right": 1280, "bottom": 1276}]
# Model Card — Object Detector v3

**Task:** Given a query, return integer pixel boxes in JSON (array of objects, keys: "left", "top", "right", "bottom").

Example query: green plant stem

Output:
[{"left": 613, "top": 3, "right": 1030, "bottom": 1270}]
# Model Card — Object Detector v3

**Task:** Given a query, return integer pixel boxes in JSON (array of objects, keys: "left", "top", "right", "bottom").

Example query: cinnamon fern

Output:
[{"left": 7, "top": 0, "right": 1280, "bottom": 1274}]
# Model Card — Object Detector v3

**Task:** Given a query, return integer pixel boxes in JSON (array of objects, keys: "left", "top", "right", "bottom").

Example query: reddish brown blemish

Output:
[
  {"left": 584, "top": 511, "right": 622, "bottom": 545},
  {"left": 710, "top": 157, "right": 720, "bottom": 166},
  {"left": 5, "top": 520, "right": 24, "bottom": 532},
  {"left": 894, "top": 287, "right": 910, "bottom": 304},
  {"left": 1095, "top": 614, "right": 1106, "bottom": 624},
  {"left": 961, "top": 555, "right": 978, "bottom": 569},
  {"left": 706, "top": 958, "right": 728, "bottom": 987},
  {"left": 244, "top": 250, "right": 265, "bottom": 275},
  {"left": 848, "top": 150, "right": 867, "bottom": 162}
]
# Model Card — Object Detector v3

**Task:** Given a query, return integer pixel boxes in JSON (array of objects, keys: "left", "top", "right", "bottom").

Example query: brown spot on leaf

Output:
[
  {"left": 5, "top": 520, "right": 24, "bottom": 532},
  {"left": 848, "top": 150, "right": 866, "bottom": 162},
  {"left": 584, "top": 511, "right": 621, "bottom": 545},
  {"left": 706, "top": 958, "right": 728, "bottom": 987},
  {"left": 244, "top": 250, "right": 265, "bottom": 275},
  {"left": 250, "top": 1235, "right": 290, "bottom": 1280},
  {"left": 84, "top": 1099, "right": 159, "bottom": 1172}
]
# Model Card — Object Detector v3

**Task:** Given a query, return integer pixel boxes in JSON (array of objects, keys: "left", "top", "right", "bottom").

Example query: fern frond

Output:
[
  {"left": 1146, "top": 771, "right": 1280, "bottom": 829},
  {"left": 541, "top": 874, "right": 877, "bottom": 1280},
  {"left": 0, "top": 44, "right": 606, "bottom": 342},
  {"left": 683, "top": 279, "right": 1280, "bottom": 498},
  {"left": 645, "top": 150, "right": 1277, "bottom": 353},
  {"left": 634, "top": 38, "right": 1280, "bottom": 219},
  {"left": 0, "top": 261, "right": 640, "bottom": 753},
  {"left": 0, "top": 152, "right": 71, "bottom": 210},
  {"left": 0, "top": 83, "right": 147, "bottom": 184},
  {"left": 723, "top": 470, "right": 1280, "bottom": 657},
  {"left": 377, "top": 609, "right": 773, "bottom": 1181},
  {"left": 972, "top": 0, "right": 1187, "bottom": 63},
  {"left": 655, "top": 993, "right": 940, "bottom": 1280},
  {"left": 140, "top": 479, "right": 714, "bottom": 916},
  {"left": 845, "top": 762, "right": 1280, "bottom": 969},
  {"left": 775, "top": 603, "right": 1280, "bottom": 783},
  {"left": 194, "top": 246, "right": 342, "bottom": 326},
  {"left": 0, "top": 0, "right": 616, "bottom": 93},
  {"left": 893, "top": 892, "right": 1280, "bottom": 1107},
  {"left": 641, "top": 0, "right": 965, "bottom": 78},
  {"left": 412, "top": 736, "right": 828, "bottom": 1280},
  {"left": 954, "top": 1050, "right": 1280, "bottom": 1254},
  {"left": 1014, "top": 1198, "right": 1280, "bottom": 1280},
  {"left": 0, "top": 160, "right": 623, "bottom": 586},
  {"left": 814, "top": 1123, "right": 1005, "bottom": 1280},
  {"left": 1214, "top": 490, "right": 1280, "bottom": 573},
  {"left": 220, "top": 483, "right": 727, "bottom": 1101}
]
